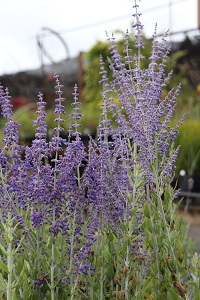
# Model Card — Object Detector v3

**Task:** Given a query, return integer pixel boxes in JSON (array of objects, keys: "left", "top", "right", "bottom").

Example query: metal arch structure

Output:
[{"left": 36, "top": 27, "right": 70, "bottom": 72}]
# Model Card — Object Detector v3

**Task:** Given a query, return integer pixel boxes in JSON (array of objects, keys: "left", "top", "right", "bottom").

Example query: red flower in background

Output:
[
  {"left": 195, "top": 83, "right": 200, "bottom": 96},
  {"left": 11, "top": 97, "right": 28, "bottom": 110}
]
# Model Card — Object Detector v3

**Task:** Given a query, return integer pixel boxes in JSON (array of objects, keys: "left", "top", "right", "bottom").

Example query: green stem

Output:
[
  {"left": 37, "top": 228, "right": 42, "bottom": 300},
  {"left": 50, "top": 131, "right": 59, "bottom": 300},
  {"left": 70, "top": 278, "right": 78, "bottom": 300},
  {"left": 51, "top": 242, "right": 55, "bottom": 300},
  {"left": 56, "top": 234, "right": 64, "bottom": 297},
  {"left": 146, "top": 184, "right": 161, "bottom": 281},
  {"left": 125, "top": 245, "right": 129, "bottom": 300},
  {"left": 69, "top": 212, "right": 76, "bottom": 297},
  {"left": 100, "top": 202, "right": 105, "bottom": 300},
  {"left": 100, "top": 265, "right": 104, "bottom": 300},
  {"left": 7, "top": 213, "right": 13, "bottom": 300},
  {"left": 51, "top": 78, "right": 63, "bottom": 299}
]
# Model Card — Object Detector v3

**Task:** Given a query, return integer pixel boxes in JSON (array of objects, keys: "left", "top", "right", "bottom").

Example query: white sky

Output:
[{"left": 0, "top": 0, "right": 198, "bottom": 75}]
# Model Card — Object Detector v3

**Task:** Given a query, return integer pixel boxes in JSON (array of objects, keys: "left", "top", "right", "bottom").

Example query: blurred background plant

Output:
[
  {"left": 81, "top": 30, "right": 200, "bottom": 176},
  {"left": 1, "top": 27, "right": 200, "bottom": 175}
]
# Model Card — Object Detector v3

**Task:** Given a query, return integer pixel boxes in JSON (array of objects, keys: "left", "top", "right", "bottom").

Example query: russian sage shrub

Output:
[{"left": 0, "top": 1, "right": 200, "bottom": 299}]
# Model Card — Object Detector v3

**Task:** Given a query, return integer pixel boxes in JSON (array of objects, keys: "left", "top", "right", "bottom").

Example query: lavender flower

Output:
[
  {"left": 0, "top": 1, "right": 193, "bottom": 298},
  {"left": 68, "top": 84, "right": 83, "bottom": 142},
  {"left": 0, "top": 87, "right": 21, "bottom": 151},
  {"left": 49, "top": 72, "right": 66, "bottom": 157}
]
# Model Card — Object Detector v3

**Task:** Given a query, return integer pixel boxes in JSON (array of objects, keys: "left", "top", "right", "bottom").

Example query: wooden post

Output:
[{"left": 78, "top": 52, "right": 84, "bottom": 100}]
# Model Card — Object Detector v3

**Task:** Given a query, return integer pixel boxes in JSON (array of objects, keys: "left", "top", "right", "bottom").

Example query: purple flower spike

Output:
[
  {"left": 69, "top": 84, "right": 83, "bottom": 142},
  {"left": 0, "top": 87, "right": 21, "bottom": 150}
]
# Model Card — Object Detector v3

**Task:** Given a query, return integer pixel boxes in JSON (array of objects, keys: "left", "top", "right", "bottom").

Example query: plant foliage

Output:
[{"left": 0, "top": 1, "right": 200, "bottom": 299}]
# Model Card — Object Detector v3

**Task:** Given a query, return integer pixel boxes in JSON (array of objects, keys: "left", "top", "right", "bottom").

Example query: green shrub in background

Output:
[
  {"left": 82, "top": 31, "right": 153, "bottom": 119},
  {"left": 11, "top": 104, "right": 72, "bottom": 143},
  {"left": 11, "top": 109, "right": 200, "bottom": 177},
  {"left": 1, "top": 29, "right": 200, "bottom": 171},
  {"left": 82, "top": 35, "right": 200, "bottom": 176},
  {"left": 7, "top": 107, "right": 200, "bottom": 177},
  {"left": 82, "top": 31, "right": 199, "bottom": 121},
  {"left": 175, "top": 119, "right": 200, "bottom": 176}
]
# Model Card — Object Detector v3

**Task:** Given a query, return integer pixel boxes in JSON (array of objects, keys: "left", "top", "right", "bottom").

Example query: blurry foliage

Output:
[
  {"left": 174, "top": 119, "right": 200, "bottom": 175},
  {"left": 13, "top": 104, "right": 72, "bottom": 143},
  {"left": 82, "top": 30, "right": 199, "bottom": 121},
  {"left": 82, "top": 29, "right": 200, "bottom": 174},
  {"left": 1, "top": 29, "right": 200, "bottom": 174},
  {"left": 82, "top": 30, "right": 152, "bottom": 116}
]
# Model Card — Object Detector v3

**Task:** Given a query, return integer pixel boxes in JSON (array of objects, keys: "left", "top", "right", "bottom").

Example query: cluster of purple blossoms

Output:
[{"left": 0, "top": 0, "right": 182, "bottom": 287}]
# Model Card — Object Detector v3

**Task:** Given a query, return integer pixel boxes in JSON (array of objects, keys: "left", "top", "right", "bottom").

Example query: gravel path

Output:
[{"left": 178, "top": 208, "right": 200, "bottom": 253}]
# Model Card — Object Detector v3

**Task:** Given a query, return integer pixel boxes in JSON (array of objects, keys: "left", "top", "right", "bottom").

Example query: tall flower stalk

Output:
[
  {"left": 32, "top": 92, "right": 48, "bottom": 299},
  {"left": 49, "top": 73, "right": 66, "bottom": 300}
]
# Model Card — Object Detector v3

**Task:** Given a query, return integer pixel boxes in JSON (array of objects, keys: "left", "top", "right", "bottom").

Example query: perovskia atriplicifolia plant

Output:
[{"left": 0, "top": 0, "right": 200, "bottom": 299}]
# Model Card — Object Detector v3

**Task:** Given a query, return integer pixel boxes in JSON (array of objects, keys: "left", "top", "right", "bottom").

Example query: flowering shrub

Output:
[{"left": 0, "top": 1, "right": 200, "bottom": 299}]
